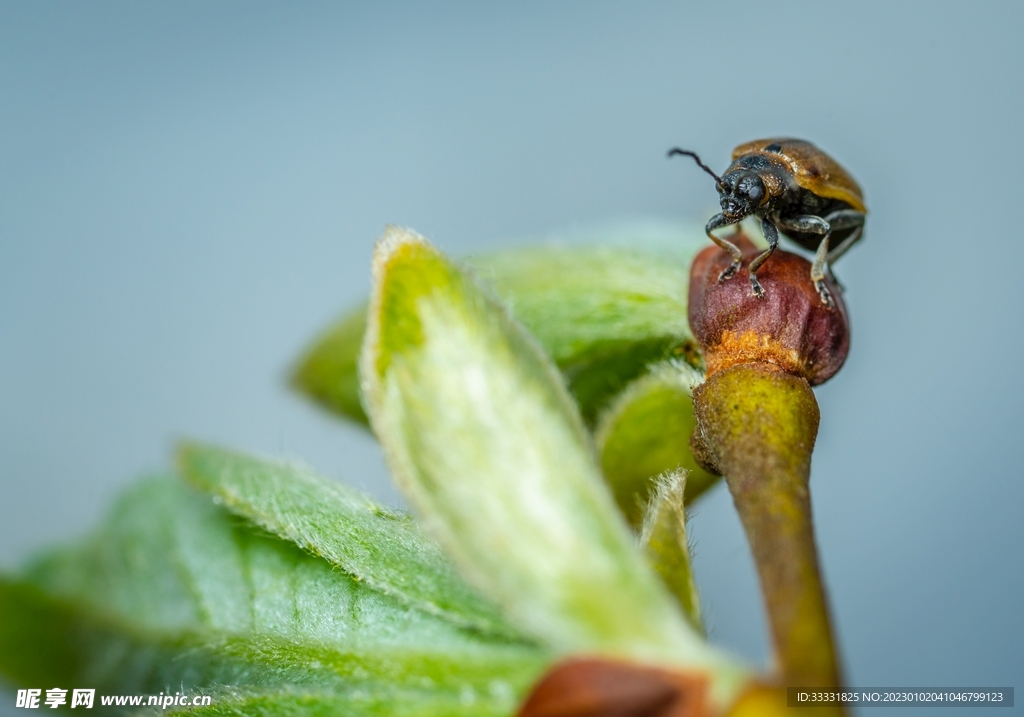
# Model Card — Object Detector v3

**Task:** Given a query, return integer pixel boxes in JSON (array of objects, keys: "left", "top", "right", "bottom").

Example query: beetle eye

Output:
[{"left": 738, "top": 176, "right": 765, "bottom": 203}]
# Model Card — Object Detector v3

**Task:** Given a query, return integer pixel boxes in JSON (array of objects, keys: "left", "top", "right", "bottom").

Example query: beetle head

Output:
[
  {"left": 667, "top": 148, "right": 769, "bottom": 222},
  {"left": 718, "top": 170, "right": 767, "bottom": 223}
]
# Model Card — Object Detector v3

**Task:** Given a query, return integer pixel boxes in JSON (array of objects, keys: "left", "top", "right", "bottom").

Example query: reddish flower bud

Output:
[
  {"left": 688, "top": 234, "right": 850, "bottom": 385},
  {"left": 517, "top": 657, "right": 710, "bottom": 717}
]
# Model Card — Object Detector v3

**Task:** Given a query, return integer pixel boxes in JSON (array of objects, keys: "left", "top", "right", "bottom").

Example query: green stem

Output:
[{"left": 691, "top": 363, "right": 842, "bottom": 692}]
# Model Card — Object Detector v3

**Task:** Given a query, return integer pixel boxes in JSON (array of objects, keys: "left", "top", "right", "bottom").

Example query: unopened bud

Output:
[
  {"left": 517, "top": 657, "right": 710, "bottom": 717},
  {"left": 688, "top": 234, "right": 850, "bottom": 385}
]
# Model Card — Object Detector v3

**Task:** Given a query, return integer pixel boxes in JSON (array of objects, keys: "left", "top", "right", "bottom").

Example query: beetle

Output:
[{"left": 668, "top": 138, "right": 866, "bottom": 308}]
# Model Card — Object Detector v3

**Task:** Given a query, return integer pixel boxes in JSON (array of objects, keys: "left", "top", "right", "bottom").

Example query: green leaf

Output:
[
  {"left": 291, "top": 222, "right": 709, "bottom": 427},
  {"left": 639, "top": 472, "right": 704, "bottom": 635},
  {"left": 358, "top": 227, "right": 742, "bottom": 693},
  {"left": 177, "top": 441, "right": 518, "bottom": 638},
  {"left": 595, "top": 361, "right": 721, "bottom": 529},
  {"left": 464, "top": 240, "right": 701, "bottom": 426},
  {"left": 167, "top": 689, "right": 520, "bottom": 717},
  {"left": 0, "top": 476, "right": 549, "bottom": 716},
  {"left": 291, "top": 306, "right": 368, "bottom": 424}
]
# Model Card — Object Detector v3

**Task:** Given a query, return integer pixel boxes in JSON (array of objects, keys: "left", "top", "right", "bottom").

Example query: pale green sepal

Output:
[
  {"left": 177, "top": 442, "right": 519, "bottom": 638},
  {"left": 639, "top": 471, "right": 704, "bottom": 635},
  {"left": 358, "top": 226, "right": 737, "bottom": 687},
  {"left": 595, "top": 361, "right": 720, "bottom": 529}
]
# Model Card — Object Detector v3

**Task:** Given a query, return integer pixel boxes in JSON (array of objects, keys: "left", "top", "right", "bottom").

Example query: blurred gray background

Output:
[{"left": 2, "top": 2, "right": 1021, "bottom": 714}]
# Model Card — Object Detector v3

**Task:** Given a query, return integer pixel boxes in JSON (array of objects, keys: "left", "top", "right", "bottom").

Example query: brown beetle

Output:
[{"left": 669, "top": 139, "right": 866, "bottom": 308}]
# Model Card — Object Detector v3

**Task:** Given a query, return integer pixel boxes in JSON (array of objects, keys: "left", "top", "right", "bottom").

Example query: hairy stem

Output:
[{"left": 691, "top": 363, "right": 842, "bottom": 692}]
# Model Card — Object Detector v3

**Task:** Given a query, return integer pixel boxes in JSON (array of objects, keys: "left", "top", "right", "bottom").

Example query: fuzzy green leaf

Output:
[
  {"left": 640, "top": 472, "right": 704, "bottom": 635},
  {"left": 167, "top": 689, "right": 520, "bottom": 717},
  {"left": 292, "top": 222, "right": 709, "bottom": 427},
  {"left": 291, "top": 306, "right": 368, "bottom": 424},
  {"left": 595, "top": 361, "right": 721, "bottom": 529},
  {"left": 177, "top": 442, "right": 517, "bottom": 638},
  {"left": 0, "top": 476, "right": 549, "bottom": 716},
  {"left": 464, "top": 241, "right": 700, "bottom": 426},
  {"left": 358, "top": 227, "right": 744, "bottom": 700}
]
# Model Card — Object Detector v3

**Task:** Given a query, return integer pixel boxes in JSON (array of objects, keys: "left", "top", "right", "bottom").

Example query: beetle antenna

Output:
[{"left": 667, "top": 148, "right": 725, "bottom": 189}]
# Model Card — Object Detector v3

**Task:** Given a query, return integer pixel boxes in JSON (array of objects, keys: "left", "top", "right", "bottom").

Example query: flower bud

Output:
[
  {"left": 517, "top": 657, "right": 709, "bottom": 717},
  {"left": 688, "top": 234, "right": 850, "bottom": 385}
]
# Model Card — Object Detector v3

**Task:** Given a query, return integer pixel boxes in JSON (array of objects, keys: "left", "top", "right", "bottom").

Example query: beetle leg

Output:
[
  {"left": 810, "top": 235, "right": 836, "bottom": 310},
  {"left": 705, "top": 213, "right": 743, "bottom": 283},
  {"left": 747, "top": 218, "right": 780, "bottom": 299},
  {"left": 818, "top": 210, "right": 865, "bottom": 297},
  {"left": 775, "top": 214, "right": 837, "bottom": 308},
  {"left": 775, "top": 214, "right": 830, "bottom": 235},
  {"left": 822, "top": 209, "right": 865, "bottom": 264}
]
